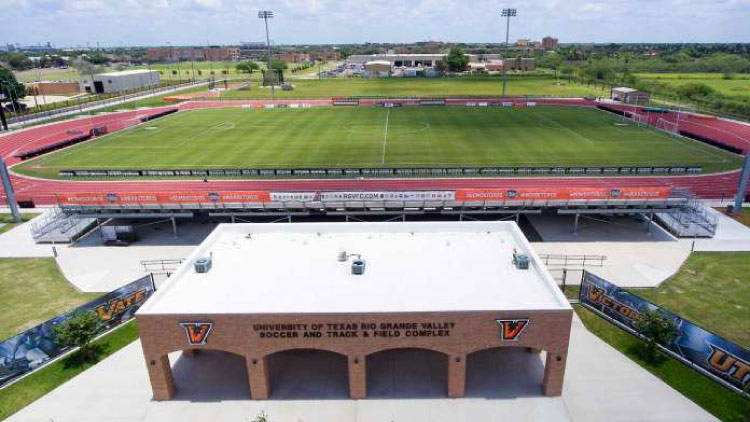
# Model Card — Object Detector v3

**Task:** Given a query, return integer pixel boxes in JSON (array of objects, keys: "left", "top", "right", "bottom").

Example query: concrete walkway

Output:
[
  {"left": 5, "top": 314, "right": 717, "bottom": 422},
  {"left": 694, "top": 207, "right": 750, "bottom": 252}
]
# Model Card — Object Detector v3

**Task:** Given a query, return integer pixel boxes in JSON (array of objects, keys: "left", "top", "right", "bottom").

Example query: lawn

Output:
[
  {"left": 0, "top": 258, "right": 100, "bottom": 340},
  {"left": 716, "top": 207, "right": 750, "bottom": 228},
  {"left": 220, "top": 76, "right": 607, "bottom": 99},
  {"left": 632, "top": 252, "right": 750, "bottom": 348},
  {"left": 0, "top": 213, "right": 39, "bottom": 235},
  {"left": 635, "top": 72, "right": 750, "bottom": 99},
  {"left": 14, "top": 105, "right": 741, "bottom": 179},
  {"left": 576, "top": 305, "right": 750, "bottom": 422},
  {"left": 0, "top": 321, "right": 139, "bottom": 420}
]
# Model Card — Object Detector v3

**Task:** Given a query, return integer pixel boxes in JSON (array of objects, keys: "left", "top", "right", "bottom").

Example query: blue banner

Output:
[
  {"left": 0, "top": 275, "right": 155, "bottom": 387},
  {"left": 580, "top": 271, "right": 750, "bottom": 390}
]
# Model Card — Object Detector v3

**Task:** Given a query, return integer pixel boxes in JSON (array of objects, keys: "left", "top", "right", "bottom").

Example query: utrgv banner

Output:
[
  {"left": 580, "top": 271, "right": 750, "bottom": 390},
  {"left": 0, "top": 275, "right": 155, "bottom": 387}
]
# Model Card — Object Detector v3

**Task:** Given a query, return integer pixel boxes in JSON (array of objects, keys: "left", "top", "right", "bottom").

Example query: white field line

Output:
[
  {"left": 532, "top": 109, "right": 595, "bottom": 145},
  {"left": 381, "top": 108, "right": 391, "bottom": 164}
]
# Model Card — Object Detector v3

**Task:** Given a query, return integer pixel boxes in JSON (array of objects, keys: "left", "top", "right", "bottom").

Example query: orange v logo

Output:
[
  {"left": 179, "top": 322, "right": 213, "bottom": 345},
  {"left": 496, "top": 319, "right": 529, "bottom": 341}
]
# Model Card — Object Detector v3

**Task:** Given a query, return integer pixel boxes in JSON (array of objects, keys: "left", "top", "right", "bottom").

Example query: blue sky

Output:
[{"left": 4, "top": 0, "right": 749, "bottom": 47}]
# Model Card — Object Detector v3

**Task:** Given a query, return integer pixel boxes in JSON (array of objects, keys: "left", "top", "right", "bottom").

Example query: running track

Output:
[{"left": 1, "top": 98, "right": 748, "bottom": 206}]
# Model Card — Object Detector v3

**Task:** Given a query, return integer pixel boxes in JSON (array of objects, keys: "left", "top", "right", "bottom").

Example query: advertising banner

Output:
[
  {"left": 57, "top": 191, "right": 271, "bottom": 206},
  {"left": 455, "top": 187, "right": 672, "bottom": 202},
  {"left": 58, "top": 166, "right": 702, "bottom": 179},
  {"left": 0, "top": 276, "right": 155, "bottom": 387},
  {"left": 580, "top": 271, "right": 750, "bottom": 390},
  {"left": 269, "top": 191, "right": 456, "bottom": 202}
]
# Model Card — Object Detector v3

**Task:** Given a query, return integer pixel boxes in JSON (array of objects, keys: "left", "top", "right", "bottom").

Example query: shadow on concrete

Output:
[
  {"left": 465, "top": 347, "right": 546, "bottom": 399},
  {"left": 166, "top": 347, "right": 547, "bottom": 402},
  {"left": 528, "top": 214, "right": 676, "bottom": 243},
  {"left": 366, "top": 348, "right": 448, "bottom": 399},
  {"left": 267, "top": 349, "right": 350, "bottom": 400},
  {"left": 169, "top": 350, "right": 251, "bottom": 402},
  {"left": 73, "top": 220, "right": 218, "bottom": 248}
]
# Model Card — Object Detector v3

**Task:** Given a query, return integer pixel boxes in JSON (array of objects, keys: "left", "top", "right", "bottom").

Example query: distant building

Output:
[
  {"left": 79, "top": 69, "right": 160, "bottom": 94},
  {"left": 612, "top": 87, "right": 650, "bottom": 104},
  {"left": 276, "top": 52, "right": 310, "bottom": 64},
  {"left": 146, "top": 47, "right": 240, "bottom": 62},
  {"left": 309, "top": 50, "right": 341, "bottom": 62},
  {"left": 348, "top": 54, "right": 479, "bottom": 68},
  {"left": 542, "top": 36, "right": 559, "bottom": 50},
  {"left": 240, "top": 42, "right": 267, "bottom": 60},
  {"left": 363, "top": 60, "right": 392, "bottom": 77}
]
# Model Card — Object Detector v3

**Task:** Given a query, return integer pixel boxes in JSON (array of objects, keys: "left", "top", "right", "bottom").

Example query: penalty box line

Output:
[{"left": 381, "top": 108, "right": 390, "bottom": 164}]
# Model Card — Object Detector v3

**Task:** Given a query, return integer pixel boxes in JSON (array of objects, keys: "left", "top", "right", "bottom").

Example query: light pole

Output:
[
  {"left": 501, "top": 8, "right": 516, "bottom": 98},
  {"left": 258, "top": 10, "right": 276, "bottom": 100}
]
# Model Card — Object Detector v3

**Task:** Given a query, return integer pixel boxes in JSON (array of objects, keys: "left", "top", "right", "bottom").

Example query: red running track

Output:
[{"left": 1, "top": 99, "right": 748, "bottom": 206}]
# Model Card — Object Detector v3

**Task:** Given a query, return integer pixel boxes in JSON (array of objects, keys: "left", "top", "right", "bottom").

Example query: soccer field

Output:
[{"left": 16, "top": 106, "right": 742, "bottom": 178}]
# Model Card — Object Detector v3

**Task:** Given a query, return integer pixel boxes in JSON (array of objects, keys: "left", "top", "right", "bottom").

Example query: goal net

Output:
[
  {"left": 656, "top": 118, "right": 679, "bottom": 136},
  {"left": 676, "top": 104, "right": 695, "bottom": 121},
  {"left": 628, "top": 112, "right": 649, "bottom": 128}
]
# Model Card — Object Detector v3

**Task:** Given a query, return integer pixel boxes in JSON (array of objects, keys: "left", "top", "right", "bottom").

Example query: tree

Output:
[
  {"left": 71, "top": 58, "right": 103, "bottom": 79},
  {"left": 54, "top": 310, "right": 105, "bottom": 362},
  {"left": 0, "top": 66, "right": 26, "bottom": 102},
  {"left": 444, "top": 47, "right": 469, "bottom": 72},
  {"left": 236, "top": 61, "right": 260, "bottom": 74},
  {"left": 634, "top": 308, "right": 679, "bottom": 363},
  {"left": 270, "top": 57, "right": 288, "bottom": 71},
  {"left": 2, "top": 53, "right": 33, "bottom": 71},
  {"left": 85, "top": 53, "right": 111, "bottom": 65},
  {"left": 434, "top": 60, "right": 448, "bottom": 73}
]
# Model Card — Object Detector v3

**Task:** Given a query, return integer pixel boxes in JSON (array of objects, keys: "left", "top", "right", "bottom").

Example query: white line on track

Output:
[{"left": 381, "top": 108, "right": 390, "bottom": 164}]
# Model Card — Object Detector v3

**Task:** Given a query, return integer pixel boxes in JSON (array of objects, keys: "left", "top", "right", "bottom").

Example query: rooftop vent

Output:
[
  {"left": 512, "top": 251, "right": 529, "bottom": 270},
  {"left": 195, "top": 256, "right": 212, "bottom": 273},
  {"left": 351, "top": 260, "right": 366, "bottom": 275}
]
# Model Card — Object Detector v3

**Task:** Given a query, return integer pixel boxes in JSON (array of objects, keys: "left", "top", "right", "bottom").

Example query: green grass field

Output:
[
  {"left": 15, "top": 106, "right": 741, "bottom": 179},
  {"left": 0, "top": 258, "right": 99, "bottom": 340},
  {"left": 576, "top": 305, "right": 750, "bottom": 422},
  {"left": 635, "top": 72, "right": 750, "bottom": 99},
  {"left": 633, "top": 252, "right": 750, "bottom": 348},
  {"left": 220, "top": 76, "right": 606, "bottom": 99}
]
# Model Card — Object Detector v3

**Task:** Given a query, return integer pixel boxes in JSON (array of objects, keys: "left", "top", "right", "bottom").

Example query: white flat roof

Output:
[{"left": 137, "top": 222, "right": 570, "bottom": 315}]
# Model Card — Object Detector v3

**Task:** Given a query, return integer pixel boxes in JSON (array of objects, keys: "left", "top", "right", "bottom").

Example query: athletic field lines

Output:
[{"left": 13, "top": 106, "right": 743, "bottom": 178}]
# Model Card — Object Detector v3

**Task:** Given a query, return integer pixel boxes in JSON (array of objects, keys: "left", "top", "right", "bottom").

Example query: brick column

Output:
[
  {"left": 247, "top": 355, "right": 270, "bottom": 400},
  {"left": 348, "top": 355, "right": 366, "bottom": 399},
  {"left": 542, "top": 348, "right": 568, "bottom": 396},
  {"left": 447, "top": 354, "right": 466, "bottom": 398},
  {"left": 146, "top": 354, "right": 175, "bottom": 400}
]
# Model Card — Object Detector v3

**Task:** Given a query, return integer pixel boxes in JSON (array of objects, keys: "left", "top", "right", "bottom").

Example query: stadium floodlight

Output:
[
  {"left": 258, "top": 10, "right": 276, "bottom": 100},
  {"left": 501, "top": 8, "right": 517, "bottom": 97}
]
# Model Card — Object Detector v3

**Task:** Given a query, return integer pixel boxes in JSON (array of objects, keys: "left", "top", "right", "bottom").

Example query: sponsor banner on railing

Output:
[
  {"left": 455, "top": 187, "right": 672, "bottom": 202},
  {"left": 56, "top": 191, "right": 271, "bottom": 205},
  {"left": 58, "top": 166, "right": 702, "bottom": 179},
  {"left": 580, "top": 271, "right": 750, "bottom": 390},
  {"left": 0, "top": 275, "right": 155, "bottom": 387},
  {"left": 57, "top": 187, "right": 676, "bottom": 206},
  {"left": 269, "top": 191, "right": 455, "bottom": 202}
]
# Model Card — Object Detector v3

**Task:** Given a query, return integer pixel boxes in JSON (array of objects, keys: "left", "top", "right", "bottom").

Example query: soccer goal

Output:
[
  {"left": 628, "top": 112, "right": 649, "bottom": 128},
  {"left": 676, "top": 103, "right": 695, "bottom": 121},
  {"left": 656, "top": 117, "right": 680, "bottom": 137}
]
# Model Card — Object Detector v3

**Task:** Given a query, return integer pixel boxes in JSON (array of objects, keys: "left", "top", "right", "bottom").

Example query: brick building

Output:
[
  {"left": 136, "top": 222, "right": 573, "bottom": 401},
  {"left": 542, "top": 37, "right": 559, "bottom": 50},
  {"left": 146, "top": 47, "right": 240, "bottom": 62}
]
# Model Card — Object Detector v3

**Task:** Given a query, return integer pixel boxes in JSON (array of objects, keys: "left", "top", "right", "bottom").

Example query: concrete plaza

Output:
[{"left": 5, "top": 314, "right": 716, "bottom": 422}]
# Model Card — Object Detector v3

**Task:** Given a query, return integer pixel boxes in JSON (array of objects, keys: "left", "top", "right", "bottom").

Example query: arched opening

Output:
[
  {"left": 366, "top": 348, "right": 448, "bottom": 398},
  {"left": 168, "top": 349, "right": 250, "bottom": 401},
  {"left": 465, "top": 347, "right": 546, "bottom": 398},
  {"left": 266, "top": 349, "right": 349, "bottom": 399}
]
